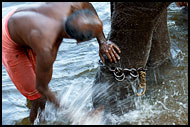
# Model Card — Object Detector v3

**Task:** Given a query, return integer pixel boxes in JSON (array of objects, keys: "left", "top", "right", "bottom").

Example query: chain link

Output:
[{"left": 98, "top": 60, "right": 147, "bottom": 96}]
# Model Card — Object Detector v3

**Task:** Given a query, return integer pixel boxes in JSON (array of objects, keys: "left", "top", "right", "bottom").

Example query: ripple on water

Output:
[{"left": 2, "top": 2, "right": 188, "bottom": 125}]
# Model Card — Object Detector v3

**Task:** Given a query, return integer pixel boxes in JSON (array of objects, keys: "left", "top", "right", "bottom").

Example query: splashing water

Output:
[
  {"left": 34, "top": 79, "right": 105, "bottom": 125},
  {"left": 2, "top": 2, "right": 188, "bottom": 125},
  {"left": 33, "top": 75, "right": 158, "bottom": 125}
]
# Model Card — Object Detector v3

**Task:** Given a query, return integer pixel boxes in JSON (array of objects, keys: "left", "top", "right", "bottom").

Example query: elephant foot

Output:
[{"left": 92, "top": 60, "right": 149, "bottom": 117}]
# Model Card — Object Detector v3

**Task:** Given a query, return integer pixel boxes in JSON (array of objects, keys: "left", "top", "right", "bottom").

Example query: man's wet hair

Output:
[{"left": 65, "top": 9, "right": 97, "bottom": 42}]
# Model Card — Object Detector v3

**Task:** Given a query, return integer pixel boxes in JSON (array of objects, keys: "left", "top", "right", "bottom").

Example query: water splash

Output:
[
  {"left": 2, "top": 2, "right": 188, "bottom": 125},
  {"left": 34, "top": 81, "right": 105, "bottom": 125}
]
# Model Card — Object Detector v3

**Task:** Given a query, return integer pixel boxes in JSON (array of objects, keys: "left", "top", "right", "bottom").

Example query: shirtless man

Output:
[{"left": 2, "top": 2, "right": 121, "bottom": 123}]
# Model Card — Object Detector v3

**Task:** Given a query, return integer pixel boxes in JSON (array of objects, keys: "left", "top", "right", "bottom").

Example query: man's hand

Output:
[
  {"left": 44, "top": 89, "right": 60, "bottom": 108},
  {"left": 99, "top": 40, "right": 121, "bottom": 64}
]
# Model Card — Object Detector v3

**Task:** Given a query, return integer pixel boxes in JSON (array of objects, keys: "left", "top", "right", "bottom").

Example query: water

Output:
[{"left": 2, "top": 2, "right": 188, "bottom": 125}]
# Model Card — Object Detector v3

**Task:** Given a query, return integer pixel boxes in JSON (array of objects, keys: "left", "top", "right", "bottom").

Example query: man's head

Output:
[{"left": 65, "top": 9, "right": 103, "bottom": 43}]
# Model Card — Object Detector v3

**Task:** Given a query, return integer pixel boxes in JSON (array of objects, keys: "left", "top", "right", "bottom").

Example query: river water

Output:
[{"left": 2, "top": 2, "right": 188, "bottom": 125}]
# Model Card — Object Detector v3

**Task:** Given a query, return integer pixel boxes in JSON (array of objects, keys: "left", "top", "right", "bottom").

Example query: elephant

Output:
[{"left": 92, "top": 2, "right": 172, "bottom": 116}]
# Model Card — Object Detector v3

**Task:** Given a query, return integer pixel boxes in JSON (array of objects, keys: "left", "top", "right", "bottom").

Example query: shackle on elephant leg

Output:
[{"left": 137, "top": 71, "right": 147, "bottom": 96}]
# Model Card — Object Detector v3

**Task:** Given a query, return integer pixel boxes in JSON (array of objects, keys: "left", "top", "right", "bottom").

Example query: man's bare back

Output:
[
  {"left": 8, "top": 3, "right": 91, "bottom": 47},
  {"left": 5, "top": 2, "right": 121, "bottom": 123}
]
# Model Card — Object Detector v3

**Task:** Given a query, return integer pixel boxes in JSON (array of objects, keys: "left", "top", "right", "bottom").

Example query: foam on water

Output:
[
  {"left": 34, "top": 79, "right": 105, "bottom": 125},
  {"left": 33, "top": 76, "right": 158, "bottom": 125},
  {"left": 2, "top": 2, "right": 188, "bottom": 125}
]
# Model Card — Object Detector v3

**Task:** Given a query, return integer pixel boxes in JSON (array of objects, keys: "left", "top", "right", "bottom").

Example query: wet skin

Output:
[{"left": 7, "top": 2, "right": 121, "bottom": 123}]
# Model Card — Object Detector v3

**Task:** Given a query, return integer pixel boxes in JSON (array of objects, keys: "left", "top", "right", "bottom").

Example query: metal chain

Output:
[{"left": 98, "top": 60, "right": 147, "bottom": 96}]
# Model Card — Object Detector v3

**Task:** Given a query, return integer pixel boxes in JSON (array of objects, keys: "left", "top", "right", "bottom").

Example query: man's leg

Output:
[{"left": 2, "top": 48, "right": 45, "bottom": 123}]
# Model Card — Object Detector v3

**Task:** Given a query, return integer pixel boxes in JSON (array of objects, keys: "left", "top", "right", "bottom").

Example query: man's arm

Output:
[
  {"left": 29, "top": 30, "right": 60, "bottom": 107},
  {"left": 35, "top": 49, "right": 60, "bottom": 107},
  {"left": 87, "top": 3, "right": 121, "bottom": 64},
  {"left": 35, "top": 48, "right": 60, "bottom": 107}
]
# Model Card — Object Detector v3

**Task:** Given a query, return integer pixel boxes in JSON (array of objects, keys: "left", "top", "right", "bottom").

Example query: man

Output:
[{"left": 2, "top": 2, "right": 121, "bottom": 123}]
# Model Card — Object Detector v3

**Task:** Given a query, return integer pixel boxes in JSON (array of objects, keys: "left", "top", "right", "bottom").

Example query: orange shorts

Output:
[{"left": 2, "top": 9, "right": 41, "bottom": 100}]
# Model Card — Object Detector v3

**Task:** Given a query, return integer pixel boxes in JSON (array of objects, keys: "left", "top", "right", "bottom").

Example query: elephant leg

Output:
[
  {"left": 109, "top": 2, "right": 171, "bottom": 68},
  {"left": 110, "top": 2, "right": 114, "bottom": 17},
  {"left": 147, "top": 8, "right": 171, "bottom": 68},
  {"left": 92, "top": 2, "right": 171, "bottom": 116},
  {"left": 145, "top": 8, "right": 172, "bottom": 87},
  {"left": 92, "top": 66, "right": 137, "bottom": 115}
]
